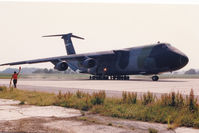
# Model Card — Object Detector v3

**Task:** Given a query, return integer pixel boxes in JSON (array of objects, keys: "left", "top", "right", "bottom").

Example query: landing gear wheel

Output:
[
  {"left": 124, "top": 75, "right": 130, "bottom": 80},
  {"left": 152, "top": 76, "right": 159, "bottom": 81},
  {"left": 113, "top": 76, "right": 116, "bottom": 80},
  {"left": 126, "top": 76, "right": 130, "bottom": 80},
  {"left": 90, "top": 76, "right": 95, "bottom": 80},
  {"left": 102, "top": 76, "right": 108, "bottom": 80}
]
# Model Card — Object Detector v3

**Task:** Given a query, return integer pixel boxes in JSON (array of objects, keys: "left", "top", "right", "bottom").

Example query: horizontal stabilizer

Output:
[{"left": 42, "top": 33, "right": 84, "bottom": 40}]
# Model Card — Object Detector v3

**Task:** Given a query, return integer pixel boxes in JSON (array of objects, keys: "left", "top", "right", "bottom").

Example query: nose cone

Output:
[
  {"left": 167, "top": 47, "right": 189, "bottom": 70},
  {"left": 170, "top": 53, "right": 189, "bottom": 70},
  {"left": 180, "top": 55, "right": 189, "bottom": 67}
]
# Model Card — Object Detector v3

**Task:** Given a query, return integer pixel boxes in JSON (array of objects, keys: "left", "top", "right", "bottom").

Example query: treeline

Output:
[
  {"left": 184, "top": 69, "right": 199, "bottom": 75},
  {"left": 173, "top": 68, "right": 199, "bottom": 75}
]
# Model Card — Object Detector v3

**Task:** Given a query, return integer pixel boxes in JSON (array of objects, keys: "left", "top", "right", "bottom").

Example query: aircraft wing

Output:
[
  {"left": 0, "top": 54, "right": 85, "bottom": 66},
  {"left": 0, "top": 51, "right": 115, "bottom": 66}
]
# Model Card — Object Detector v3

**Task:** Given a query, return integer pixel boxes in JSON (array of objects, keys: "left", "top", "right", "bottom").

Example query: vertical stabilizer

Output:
[
  {"left": 62, "top": 33, "right": 75, "bottom": 55},
  {"left": 43, "top": 33, "right": 84, "bottom": 55}
]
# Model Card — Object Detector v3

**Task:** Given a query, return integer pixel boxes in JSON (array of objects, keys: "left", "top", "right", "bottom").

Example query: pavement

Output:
[
  {"left": 1, "top": 78, "right": 199, "bottom": 132},
  {"left": 0, "top": 99, "right": 81, "bottom": 121},
  {"left": 1, "top": 98, "right": 199, "bottom": 133},
  {"left": 0, "top": 78, "right": 199, "bottom": 97}
]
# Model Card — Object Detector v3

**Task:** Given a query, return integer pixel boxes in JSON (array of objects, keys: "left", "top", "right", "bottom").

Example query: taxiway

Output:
[{"left": 0, "top": 78, "right": 198, "bottom": 97}]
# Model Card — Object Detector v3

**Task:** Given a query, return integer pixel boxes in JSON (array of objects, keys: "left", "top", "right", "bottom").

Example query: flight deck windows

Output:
[{"left": 161, "top": 44, "right": 169, "bottom": 49}]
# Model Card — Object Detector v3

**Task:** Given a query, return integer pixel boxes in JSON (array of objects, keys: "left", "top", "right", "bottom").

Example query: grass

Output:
[
  {"left": 0, "top": 86, "right": 199, "bottom": 129},
  {"left": 148, "top": 128, "right": 158, "bottom": 133},
  {"left": 0, "top": 86, "right": 56, "bottom": 106},
  {"left": 108, "top": 123, "right": 112, "bottom": 126}
]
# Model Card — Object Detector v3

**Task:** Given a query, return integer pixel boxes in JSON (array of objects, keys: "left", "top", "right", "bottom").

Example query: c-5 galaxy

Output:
[{"left": 0, "top": 33, "right": 189, "bottom": 81}]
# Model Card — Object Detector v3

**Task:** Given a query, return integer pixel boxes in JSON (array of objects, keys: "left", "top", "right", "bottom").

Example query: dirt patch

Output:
[
  {"left": 0, "top": 115, "right": 173, "bottom": 133},
  {"left": 0, "top": 117, "right": 64, "bottom": 133},
  {"left": 44, "top": 119, "right": 135, "bottom": 133}
]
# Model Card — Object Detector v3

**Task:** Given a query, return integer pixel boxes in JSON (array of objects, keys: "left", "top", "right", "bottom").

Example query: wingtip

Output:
[{"left": 0, "top": 64, "right": 7, "bottom": 66}]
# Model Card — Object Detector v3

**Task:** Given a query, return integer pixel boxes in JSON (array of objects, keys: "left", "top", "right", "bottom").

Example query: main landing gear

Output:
[
  {"left": 89, "top": 75, "right": 108, "bottom": 80},
  {"left": 152, "top": 75, "right": 159, "bottom": 81},
  {"left": 89, "top": 75, "right": 130, "bottom": 80},
  {"left": 89, "top": 75, "right": 159, "bottom": 81}
]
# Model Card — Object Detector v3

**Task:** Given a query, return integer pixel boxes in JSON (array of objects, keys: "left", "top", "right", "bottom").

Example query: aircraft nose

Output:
[
  {"left": 180, "top": 55, "right": 189, "bottom": 67},
  {"left": 168, "top": 49, "right": 189, "bottom": 70}
]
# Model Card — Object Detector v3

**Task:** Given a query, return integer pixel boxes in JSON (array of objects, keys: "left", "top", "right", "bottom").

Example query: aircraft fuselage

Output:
[{"left": 78, "top": 43, "right": 188, "bottom": 76}]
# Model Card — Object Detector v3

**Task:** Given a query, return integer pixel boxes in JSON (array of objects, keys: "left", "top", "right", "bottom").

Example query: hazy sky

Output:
[
  {"left": 3, "top": 0, "right": 199, "bottom": 4},
  {"left": 0, "top": 1, "right": 199, "bottom": 71}
]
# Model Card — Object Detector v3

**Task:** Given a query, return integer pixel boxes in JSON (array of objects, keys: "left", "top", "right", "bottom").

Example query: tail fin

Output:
[{"left": 43, "top": 33, "right": 84, "bottom": 55}]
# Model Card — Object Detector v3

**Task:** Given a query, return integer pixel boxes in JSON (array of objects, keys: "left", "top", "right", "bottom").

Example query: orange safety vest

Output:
[{"left": 12, "top": 73, "right": 18, "bottom": 80}]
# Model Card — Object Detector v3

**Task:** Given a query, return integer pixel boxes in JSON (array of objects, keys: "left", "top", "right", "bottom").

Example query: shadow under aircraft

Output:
[{"left": 0, "top": 33, "right": 189, "bottom": 81}]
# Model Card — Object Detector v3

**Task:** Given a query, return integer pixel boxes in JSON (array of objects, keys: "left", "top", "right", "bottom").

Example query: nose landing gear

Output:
[{"left": 152, "top": 75, "right": 159, "bottom": 81}]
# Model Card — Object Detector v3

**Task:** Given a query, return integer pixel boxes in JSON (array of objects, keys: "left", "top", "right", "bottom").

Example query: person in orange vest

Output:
[{"left": 10, "top": 67, "right": 21, "bottom": 88}]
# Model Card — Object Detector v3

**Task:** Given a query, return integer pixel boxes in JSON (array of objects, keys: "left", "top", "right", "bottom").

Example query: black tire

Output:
[
  {"left": 92, "top": 76, "right": 96, "bottom": 80},
  {"left": 152, "top": 76, "right": 159, "bottom": 81},
  {"left": 113, "top": 76, "right": 116, "bottom": 80},
  {"left": 127, "top": 76, "right": 130, "bottom": 80}
]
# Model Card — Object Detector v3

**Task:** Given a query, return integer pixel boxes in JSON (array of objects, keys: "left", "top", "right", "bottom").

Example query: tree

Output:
[{"left": 184, "top": 69, "right": 197, "bottom": 75}]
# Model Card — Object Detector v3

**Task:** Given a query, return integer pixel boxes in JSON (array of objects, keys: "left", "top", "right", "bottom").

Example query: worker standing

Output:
[{"left": 10, "top": 67, "right": 21, "bottom": 88}]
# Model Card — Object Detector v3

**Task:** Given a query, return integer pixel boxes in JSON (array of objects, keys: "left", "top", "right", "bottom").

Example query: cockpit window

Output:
[
  {"left": 162, "top": 44, "right": 167, "bottom": 48},
  {"left": 169, "top": 45, "right": 185, "bottom": 56},
  {"left": 160, "top": 44, "right": 170, "bottom": 49}
]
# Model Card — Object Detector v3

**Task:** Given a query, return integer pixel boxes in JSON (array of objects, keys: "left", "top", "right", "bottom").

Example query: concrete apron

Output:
[{"left": 0, "top": 99, "right": 81, "bottom": 121}]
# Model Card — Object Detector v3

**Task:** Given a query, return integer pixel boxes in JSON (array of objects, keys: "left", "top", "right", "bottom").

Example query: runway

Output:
[{"left": 0, "top": 78, "right": 199, "bottom": 97}]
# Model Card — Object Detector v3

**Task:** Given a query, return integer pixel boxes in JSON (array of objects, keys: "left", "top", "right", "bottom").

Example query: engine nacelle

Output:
[
  {"left": 83, "top": 58, "right": 96, "bottom": 68},
  {"left": 54, "top": 61, "right": 68, "bottom": 71}
]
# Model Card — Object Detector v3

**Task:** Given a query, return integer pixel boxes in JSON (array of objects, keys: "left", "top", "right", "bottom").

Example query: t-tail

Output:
[{"left": 43, "top": 33, "right": 84, "bottom": 55}]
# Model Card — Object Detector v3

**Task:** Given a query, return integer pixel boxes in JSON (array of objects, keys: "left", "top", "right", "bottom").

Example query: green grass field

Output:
[
  {"left": 0, "top": 74, "right": 13, "bottom": 79},
  {"left": 0, "top": 86, "right": 199, "bottom": 129}
]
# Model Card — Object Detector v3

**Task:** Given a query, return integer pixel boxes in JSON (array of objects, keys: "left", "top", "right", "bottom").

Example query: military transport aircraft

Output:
[{"left": 0, "top": 33, "right": 189, "bottom": 81}]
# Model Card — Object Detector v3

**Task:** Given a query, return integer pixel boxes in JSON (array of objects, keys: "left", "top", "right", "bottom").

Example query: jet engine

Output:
[
  {"left": 83, "top": 58, "right": 96, "bottom": 68},
  {"left": 54, "top": 61, "right": 68, "bottom": 71}
]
